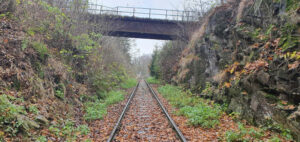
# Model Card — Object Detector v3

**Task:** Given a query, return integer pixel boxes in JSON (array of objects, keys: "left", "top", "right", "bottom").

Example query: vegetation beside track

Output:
[
  {"left": 146, "top": 77, "right": 161, "bottom": 84},
  {"left": 155, "top": 83, "right": 293, "bottom": 141},
  {"left": 158, "top": 85, "right": 222, "bottom": 128},
  {"left": 84, "top": 78, "right": 137, "bottom": 121}
]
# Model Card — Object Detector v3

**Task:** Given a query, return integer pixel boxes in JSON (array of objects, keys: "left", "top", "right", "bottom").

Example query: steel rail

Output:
[
  {"left": 107, "top": 80, "right": 187, "bottom": 142},
  {"left": 106, "top": 81, "right": 140, "bottom": 142},
  {"left": 145, "top": 81, "right": 187, "bottom": 142}
]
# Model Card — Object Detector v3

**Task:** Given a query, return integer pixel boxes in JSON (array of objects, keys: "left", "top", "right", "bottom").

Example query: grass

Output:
[
  {"left": 104, "top": 91, "right": 124, "bottom": 106},
  {"left": 224, "top": 122, "right": 264, "bottom": 142},
  {"left": 158, "top": 85, "right": 222, "bottom": 128},
  {"left": 120, "top": 78, "right": 137, "bottom": 89},
  {"left": 146, "top": 77, "right": 160, "bottom": 84},
  {"left": 31, "top": 41, "right": 49, "bottom": 60},
  {"left": 178, "top": 103, "right": 222, "bottom": 128},
  {"left": 48, "top": 121, "right": 90, "bottom": 141},
  {"left": 36, "top": 136, "right": 47, "bottom": 142},
  {"left": 84, "top": 77, "right": 135, "bottom": 121},
  {"left": 84, "top": 100, "right": 107, "bottom": 120},
  {"left": 84, "top": 91, "right": 125, "bottom": 121}
]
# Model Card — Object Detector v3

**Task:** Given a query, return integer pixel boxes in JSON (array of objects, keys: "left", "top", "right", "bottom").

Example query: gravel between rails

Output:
[{"left": 115, "top": 81, "right": 180, "bottom": 142}]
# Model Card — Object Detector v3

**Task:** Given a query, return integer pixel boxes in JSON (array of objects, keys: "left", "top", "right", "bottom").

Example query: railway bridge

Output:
[{"left": 86, "top": 5, "right": 200, "bottom": 40}]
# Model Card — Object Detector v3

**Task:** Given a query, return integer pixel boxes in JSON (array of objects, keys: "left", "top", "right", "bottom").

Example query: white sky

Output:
[{"left": 90, "top": 0, "right": 185, "bottom": 57}]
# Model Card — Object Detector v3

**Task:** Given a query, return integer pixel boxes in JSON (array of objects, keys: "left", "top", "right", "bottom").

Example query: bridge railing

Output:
[
  {"left": 87, "top": 4, "right": 199, "bottom": 22},
  {"left": 47, "top": 0, "right": 199, "bottom": 22}
]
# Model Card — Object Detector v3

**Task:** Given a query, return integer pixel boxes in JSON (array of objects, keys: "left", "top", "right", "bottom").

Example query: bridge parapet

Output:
[{"left": 48, "top": 0, "right": 200, "bottom": 40}]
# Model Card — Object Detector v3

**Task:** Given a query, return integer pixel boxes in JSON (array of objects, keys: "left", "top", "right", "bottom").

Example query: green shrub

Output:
[
  {"left": 28, "top": 105, "right": 39, "bottom": 115},
  {"left": 269, "top": 136, "right": 281, "bottom": 142},
  {"left": 61, "top": 121, "right": 75, "bottom": 138},
  {"left": 31, "top": 41, "right": 48, "bottom": 60},
  {"left": 120, "top": 78, "right": 137, "bottom": 89},
  {"left": 35, "top": 136, "right": 47, "bottom": 142},
  {"left": 55, "top": 90, "right": 64, "bottom": 100},
  {"left": 49, "top": 125, "right": 60, "bottom": 136},
  {"left": 146, "top": 77, "right": 160, "bottom": 84},
  {"left": 0, "top": 94, "right": 27, "bottom": 136}
]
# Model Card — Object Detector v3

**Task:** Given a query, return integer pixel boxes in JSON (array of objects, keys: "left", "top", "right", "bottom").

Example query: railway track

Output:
[{"left": 107, "top": 80, "right": 187, "bottom": 142}]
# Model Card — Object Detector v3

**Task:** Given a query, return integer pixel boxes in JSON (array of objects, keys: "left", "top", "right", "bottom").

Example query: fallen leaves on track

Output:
[{"left": 115, "top": 81, "right": 179, "bottom": 142}]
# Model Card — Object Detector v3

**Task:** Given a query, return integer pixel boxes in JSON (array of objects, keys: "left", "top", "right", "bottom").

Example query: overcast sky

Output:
[{"left": 90, "top": 0, "right": 185, "bottom": 57}]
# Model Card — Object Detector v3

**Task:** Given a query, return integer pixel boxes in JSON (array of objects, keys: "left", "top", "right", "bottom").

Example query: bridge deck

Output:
[{"left": 88, "top": 14, "right": 200, "bottom": 40}]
